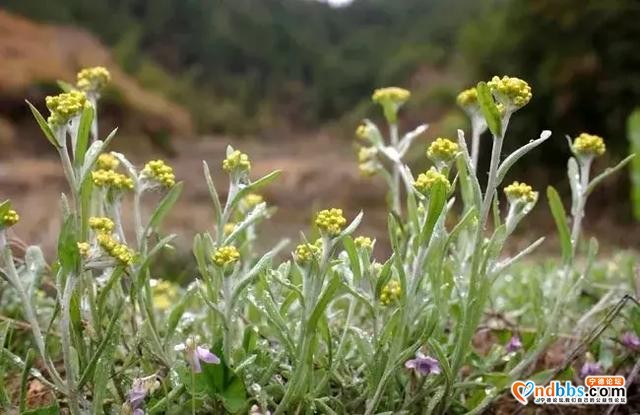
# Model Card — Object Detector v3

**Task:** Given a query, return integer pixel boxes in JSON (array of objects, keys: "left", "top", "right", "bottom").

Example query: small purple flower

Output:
[
  {"left": 404, "top": 351, "right": 441, "bottom": 376},
  {"left": 621, "top": 331, "right": 640, "bottom": 351},
  {"left": 506, "top": 335, "right": 522, "bottom": 353},
  {"left": 580, "top": 360, "right": 603, "bottom": 378},
  {"left": 175, "top": 336, "right": 221, "bottom": 373},
  {"left": 125, "top": 375, "right": 159, "bottom": 415}
]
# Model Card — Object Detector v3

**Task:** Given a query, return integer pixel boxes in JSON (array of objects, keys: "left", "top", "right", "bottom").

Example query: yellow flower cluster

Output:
[
  {"left": 358, "top": 146, "right": 379, "bottom": 177},
  {"left": 241, "top": 193, "right": 263, "bottom": 210},
  {"left": 46, "top": 91, "right": 87, "bottom": 126},
  {"left": 76, "top": 66, "right": 111, "bottom": 93},
  {"left": 152, "top": 280, "right": 179, "bottom": 311},
  {"left": 212, "top": 245, "right": 240, "bottom": 267},
  {"left": 89, "top": 216, "right": 115, "bottom": 233},
  {"left": 413, "top": 168, "right": 451, "bottom": 194},
  {"left": 573, "top": 133, "right": 606, "bottom": 157},
  {"left": 354, "top": 236, "right": 373, "bottom": 249},
  {"left": 372, "top": 87, "right": 411, "bottom": 106},
  {"left": 222, "top": 150, "right": 251, "bottom": 173},
  {"left": 223, "top": 223, "right": 236, "bottom": 236},
  {"left": 294, "top": 240, "right": 322, "bottom": 263},
  {"left": 456, "top": 87, "right": 478, "bottom": 108},
  {"left": 92, "top": 169, "right": 134, "bottom": 190},
  {"left": 380, "top": 280, "right": 401, "bottom": 305},
  {"left": 504, "top": 181, "right": 537, "bottom": 203},
  {"left": 97, "top": 233, "right": 135, "bottom": 265},
  {"left": 77, "top": 242, "right": 90, "bottom": 257},
  {"left": 487, "top": 76, "right": 532, "bottom": 108},
  {"left": 427, "top": 138, "right": 459, "bottom": 162},
  {"left": 1, "top": 209, "right": 19, "bottom": 228},
  {"left": 143, "top": 160, "right": 176, "bottom": 188},
  {"left": 315, "top": 208, "right": 347, "bottom": 237},
  {"left": 96, "top": 153, "right": 120, "bottom": 171}
]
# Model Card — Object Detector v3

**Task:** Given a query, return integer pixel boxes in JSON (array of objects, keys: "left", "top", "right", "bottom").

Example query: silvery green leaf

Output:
[
  {"left": 476, "top": 81, "right": 502, "bottom": 137},
  {"left": 203, "top": 161, "right": 223, "bottom": 229},
  {"left": 379, "top": 145, "right": 401, "bottom": 164},
  {"left": 457, "top": 129, "right": 483, "bottom": 207},
  {"left": 226, "top": 144, "right": 235, "bottom": 157},
  {"left": 79, "top": 127, "right": 118, "bottom": 182},
  {"left": 398, "top": 123, "right": 428, "bottom": 156},
  {"left": 567, "top": 157, "right": 580, "bottom": 215},
  {"left": 111, "top": 151, "right": 138, "bottom": 179},
  {"left": 586, "top": 154, "right": 635, "bottom": 196},
  {"left": 361, "top": 119, "right": 384, "bottom": 146},
  {"left": 496, "top": 130, "right": 551, "bottom": 185},
  {"left": 493, "top": 236, "right": 545, "bottom": 277},
  {"left": 223, "top": 202, "right": 268, "bottom": 245},
  {"left": 337, "top": 211, "right": 363, "bottom": 239}
]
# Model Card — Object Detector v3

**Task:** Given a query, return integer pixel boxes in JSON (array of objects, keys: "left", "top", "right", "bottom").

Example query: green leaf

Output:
[
  {"left": 476, "top": 82, "right": 502, "bottom": 137},
  {"left": 22, "top": 404, "right": 60, "bottom": 415},
  {"left": 587, "top": 154, "right": 635, "bottom": 196},
  {"left": 26, "top": 100, "right": 60, "bottom": 148},
  {"left": 75, "top": 104, "right": 95, "bottom": 166},
  {"left": 0, "top": 200, "right": 11, "bottom": 219},
  {"left": 229, "top": 170, "right": 282, "bottom": 208},
  {"left": 57, "top": 215, "right": 79, "bottom": 274},
  {"left": 57, "top": 80, "right": 74, "bottom": 92},
  {"left": 203, "top": 161, "right": 223, "bottom": 231},
  {"left": 628, "top": 108, "right": 640, "bottom": 221},
  {"left": 307, "top": 274, "right": 342, "bottom": 333},
  {"left": 342, "top": 236, "right": 361, "bottom": 281},
  {"left": 419, "top": 181, "right": 447, "bottom": 245},
  {"left": 547, "top": 186, "right": 572, "bottom": 263},
  {"left": 19, "top": 349, "right": 35, "bottom": 413},
  {"left": 145, "top": 182, "right": 183, "bottom": 234}
]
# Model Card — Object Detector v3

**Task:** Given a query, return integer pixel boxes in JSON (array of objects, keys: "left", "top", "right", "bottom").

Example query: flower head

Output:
[
  {"left": 97, "top": 233, "right": 135, "bottom": 265},
  {"left": 354, "top": 236, "right": 373, "bottom": 250},
  {"left": 504, "top": 181, "right": 537, "bottom": 204},
  {"left": 212, "top": 245, "right": 240, "bottom": 267},
  {"left": 380, "top": 279, "right": 401, "bottom": 305},
  {"left": 151, "top": 280, "right": 179, "bottom": 311},
  {"left": 92, "top": 169, "right": 134, "bottom": 191},
  {"left": 88, "top": 216, "right": 115, "bottom": 233},
  {"left": 413, "top": 168, "right": 450, "bottom": 194},
  {"left": 572, "top": 133, "right": 606, "bottom": 158},
  {"left": 372, "top": 87, "right": 411, "bottom": 123},
  {"left": 241, "top": 193, "right": 264, "bottom": 211},
  {"left": 580, "top": 359, "right": 603, "bottom": 378},
  {"left": 1, "top": 209, "right": 19, "bottom": 228},
  {"left": 427, "top": 137, "right": 459, "bottom": 163},
  {"left": 621, "top": 331, "right": 640, "bottom": 351},
  {"left": 123, "top": 373, "right": 160, "bottom": 415},
  {"left": 506, "top": 335, "right": 523, "bottom": 353},
  {"left": 223, "top": 223, "right": 236, "bottom": 236},
  {"left": 487, "top": 76, "right": 532, "bottom": 110},
  {"left": 223, "top": 150, "right": 251, "bottom": 173},
  {"left": 293, "top": 239, "right": 322, "bottom": 264},
  {"left": 142, "top": 160, "right": 176, "bottom": 188},
  {"left": 315, "top": 208, "right": 347, "bottom": 237},
  {"left": 46, "top": 91, "right": 87, "bottom": 126},
  {"left": 76, "top": 66, "right": 111, "bottom": 94},
  {"left": 405, "top": 351, "right": 441, "bottom": 376},
  {"left": 175, "top": 336, "right": 220, "bottom": 373},
  {"left": 357, "top": 146, "right": 381, "bottom": 177},
  {"left": 77, "top": 242, "right": 90, "bottom": 257},
  {"left": 96, "top": 153, "right": 119, "bottom": 171},
  {"left": 355, "top": 123, "right": 373, "bottom": 141},
  {"left": 456, "top": 87, "right": 478, "bottom": 110}
]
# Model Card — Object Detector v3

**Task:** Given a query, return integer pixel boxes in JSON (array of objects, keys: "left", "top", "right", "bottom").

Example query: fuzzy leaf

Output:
[
  {"left": 476, "top": 82, "right": 502, "bottom": 137},
  {"left": 547, "top": 186, "right": 572, "bottom": 262}
]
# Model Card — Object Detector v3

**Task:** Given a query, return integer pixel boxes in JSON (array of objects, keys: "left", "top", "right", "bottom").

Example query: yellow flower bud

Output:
[
  {"left": 413, "top": 168, "right": 451, "bottom": 194},
  {"left": 77, "top": 242, "right": 90, "bottom": 257},
  {"left": 572, "top": 133, "right": 606, "bottom": 157},
  {"left": 45, "top": 91, "right": 88, "bottom": 126},
  {"left": 97, "top": 233, "right": 135, "bottom": 265},
  {"left": 222, "top": 150, "right": 251, "bottom": 173},
  {"left": 241, "top": 193, "right": 264, "bottom": 210},
  {"left": 96, "top": 153, "right": 119, "bottom": 171},
  {"left": 212, "top": 245, "right": 240, "bottom": 267},
  {"left": 427, "top": 138, "right": 459, "bottom": 162},
  {"left": 151, "top": 280, "right": 179, "bottom": 311},
  {"left": 88, "top": 217, "right": 115, "bottom": 233},
  {"left": 487, "top": 76, "right": 532, "bottom": 109},
  {"left": 293, "top": 239, "right": 322, "bottom": 263},
  {"left": 142, "top": 160, "right": 176, "bottom": 188},
  {"left": 76, "top": 66, "right": 111, "bottom": 93},
  {"left": 354, "top": 236, "right": 373, "bottom": 250},
  {"left": 1, "top": 209, "right": 19, "bottom": 228},
  {"left": 223, "top": 223, "right": 236, "bottom": 236},
  {"left": 504, "top": 181, "right": 537, "bottom": 204},
  {"left": 380, "top": 280, "right": 401, "bottom": 305},
  {"left": 92, "top": 169, "right": 134, "bottom": 190},
  {"left": 456, "top": 87, "right": 478, "bottom": 109},
  {"left": 372, "top": 87, "right": 411, "bottom": 106},
  {"left": 315, "top": 208, "right": 347, "bottom": 237}
]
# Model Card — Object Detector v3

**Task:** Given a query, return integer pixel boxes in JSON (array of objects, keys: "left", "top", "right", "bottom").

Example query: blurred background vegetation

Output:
[{"left": 1, "top": 0, "right": 639, "bottom": 256}]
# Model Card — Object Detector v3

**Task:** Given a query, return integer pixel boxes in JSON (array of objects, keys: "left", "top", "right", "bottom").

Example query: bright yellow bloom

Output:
[
  {"left": 142, "top": 160, "right": 176, "bottom": 188},
  {"left": 77, "top": 242, "right": 90, "bottom": 257},
  {"left": 315, "top": 208, "right": 347, "bottom": 237},
  {"left": 427, "top": 138, "right": 459, "bottom": 162},
  {"left": 456, "top": 87, "right": 478, "bottom": 108},
  {"left": 46, "top": 91, "right": 87, "bottom": 126},
  {"left": 358, "top": 146, "right": 378, "bottom": 163},
  {"left": 152, "top": 280, "right": 179, "bottom": 311},
  {"left": 358, "top": 163, "right": 378, "bottom": 178},
  {"left": 504, "top": 181, "right": 537, "bottom": 203},
  {"left": 380, "top": 280, "right": 401, "bottom": 305},
  {"left": 355, "top": 123, "right": 373, "bottom": 141},
  {"left": 92, "top": 169, "right": 134, "bottom": 190},
  {"left": 413, "top": 168, "right": 451, "bottom": 194},
  {"left": 354, "top": 236, "right": 373, "bottom": 250},
  {"left": 372, "top": 87, "right": 411, "bottom": 106},
  {"left": 222, "top": 150, "right": 251, "bottom": 173},
  {"left": 1, "top": 209, "right": 19, "bottom": 228},
  {"left": 487, "top": 76, "right": 532, "bottom": 109},
  {"left": 76, "top": 66, "right": 111, "bottom": 93},
  {"left": 223, "top": 223, "right": 236, "bottom": 236},
  {"left": 96, "top": 153, "right": 119, "bottom": 171},
  {"left": 97, "top": 233, "right": 135, "bottom": 265},
  {"left": 242, "top": 193, "right": 264, "bottom": 210},
  {"left": 572, "top": 133, "right": 606, "bottom": 157},
  {"left": 293, "top": 239, "right": 322, "bottom": 263},
  {"left": 212, "top": 245, "right": 240, "bottom": 267},
  {"left": 88, "top": 217, "right": 115, "bottom": 233}
]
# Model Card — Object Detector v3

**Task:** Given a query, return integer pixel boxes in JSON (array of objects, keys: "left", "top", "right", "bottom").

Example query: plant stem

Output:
[{"left": 390, "top": 123, "right": 401, "bottom": 216}]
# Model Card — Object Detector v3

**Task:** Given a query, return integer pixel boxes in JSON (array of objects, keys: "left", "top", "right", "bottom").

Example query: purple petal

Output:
[
  {"left": 580, "top": 361, "right": 602, "bottom": 378},
  {"left": 128, "top": 384, "right": 147, "bottom": 409},
  {"left": 506, "top": 336, "right": 522, "bottom": 353},
  {"left": 404, "top": 359, "right": 417, "bottom": 369},
  {"left": 133, "top": 409, "right": 145, "bottom": 415},
  {"left": 188, "top": 350, "right": 202, "bottom": 373},
  {"left": 621, "top": 332, "right": 640, "bottom": 350},
  {"left": 197, "top": 346, "right": 221, "bottom": 364}
]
